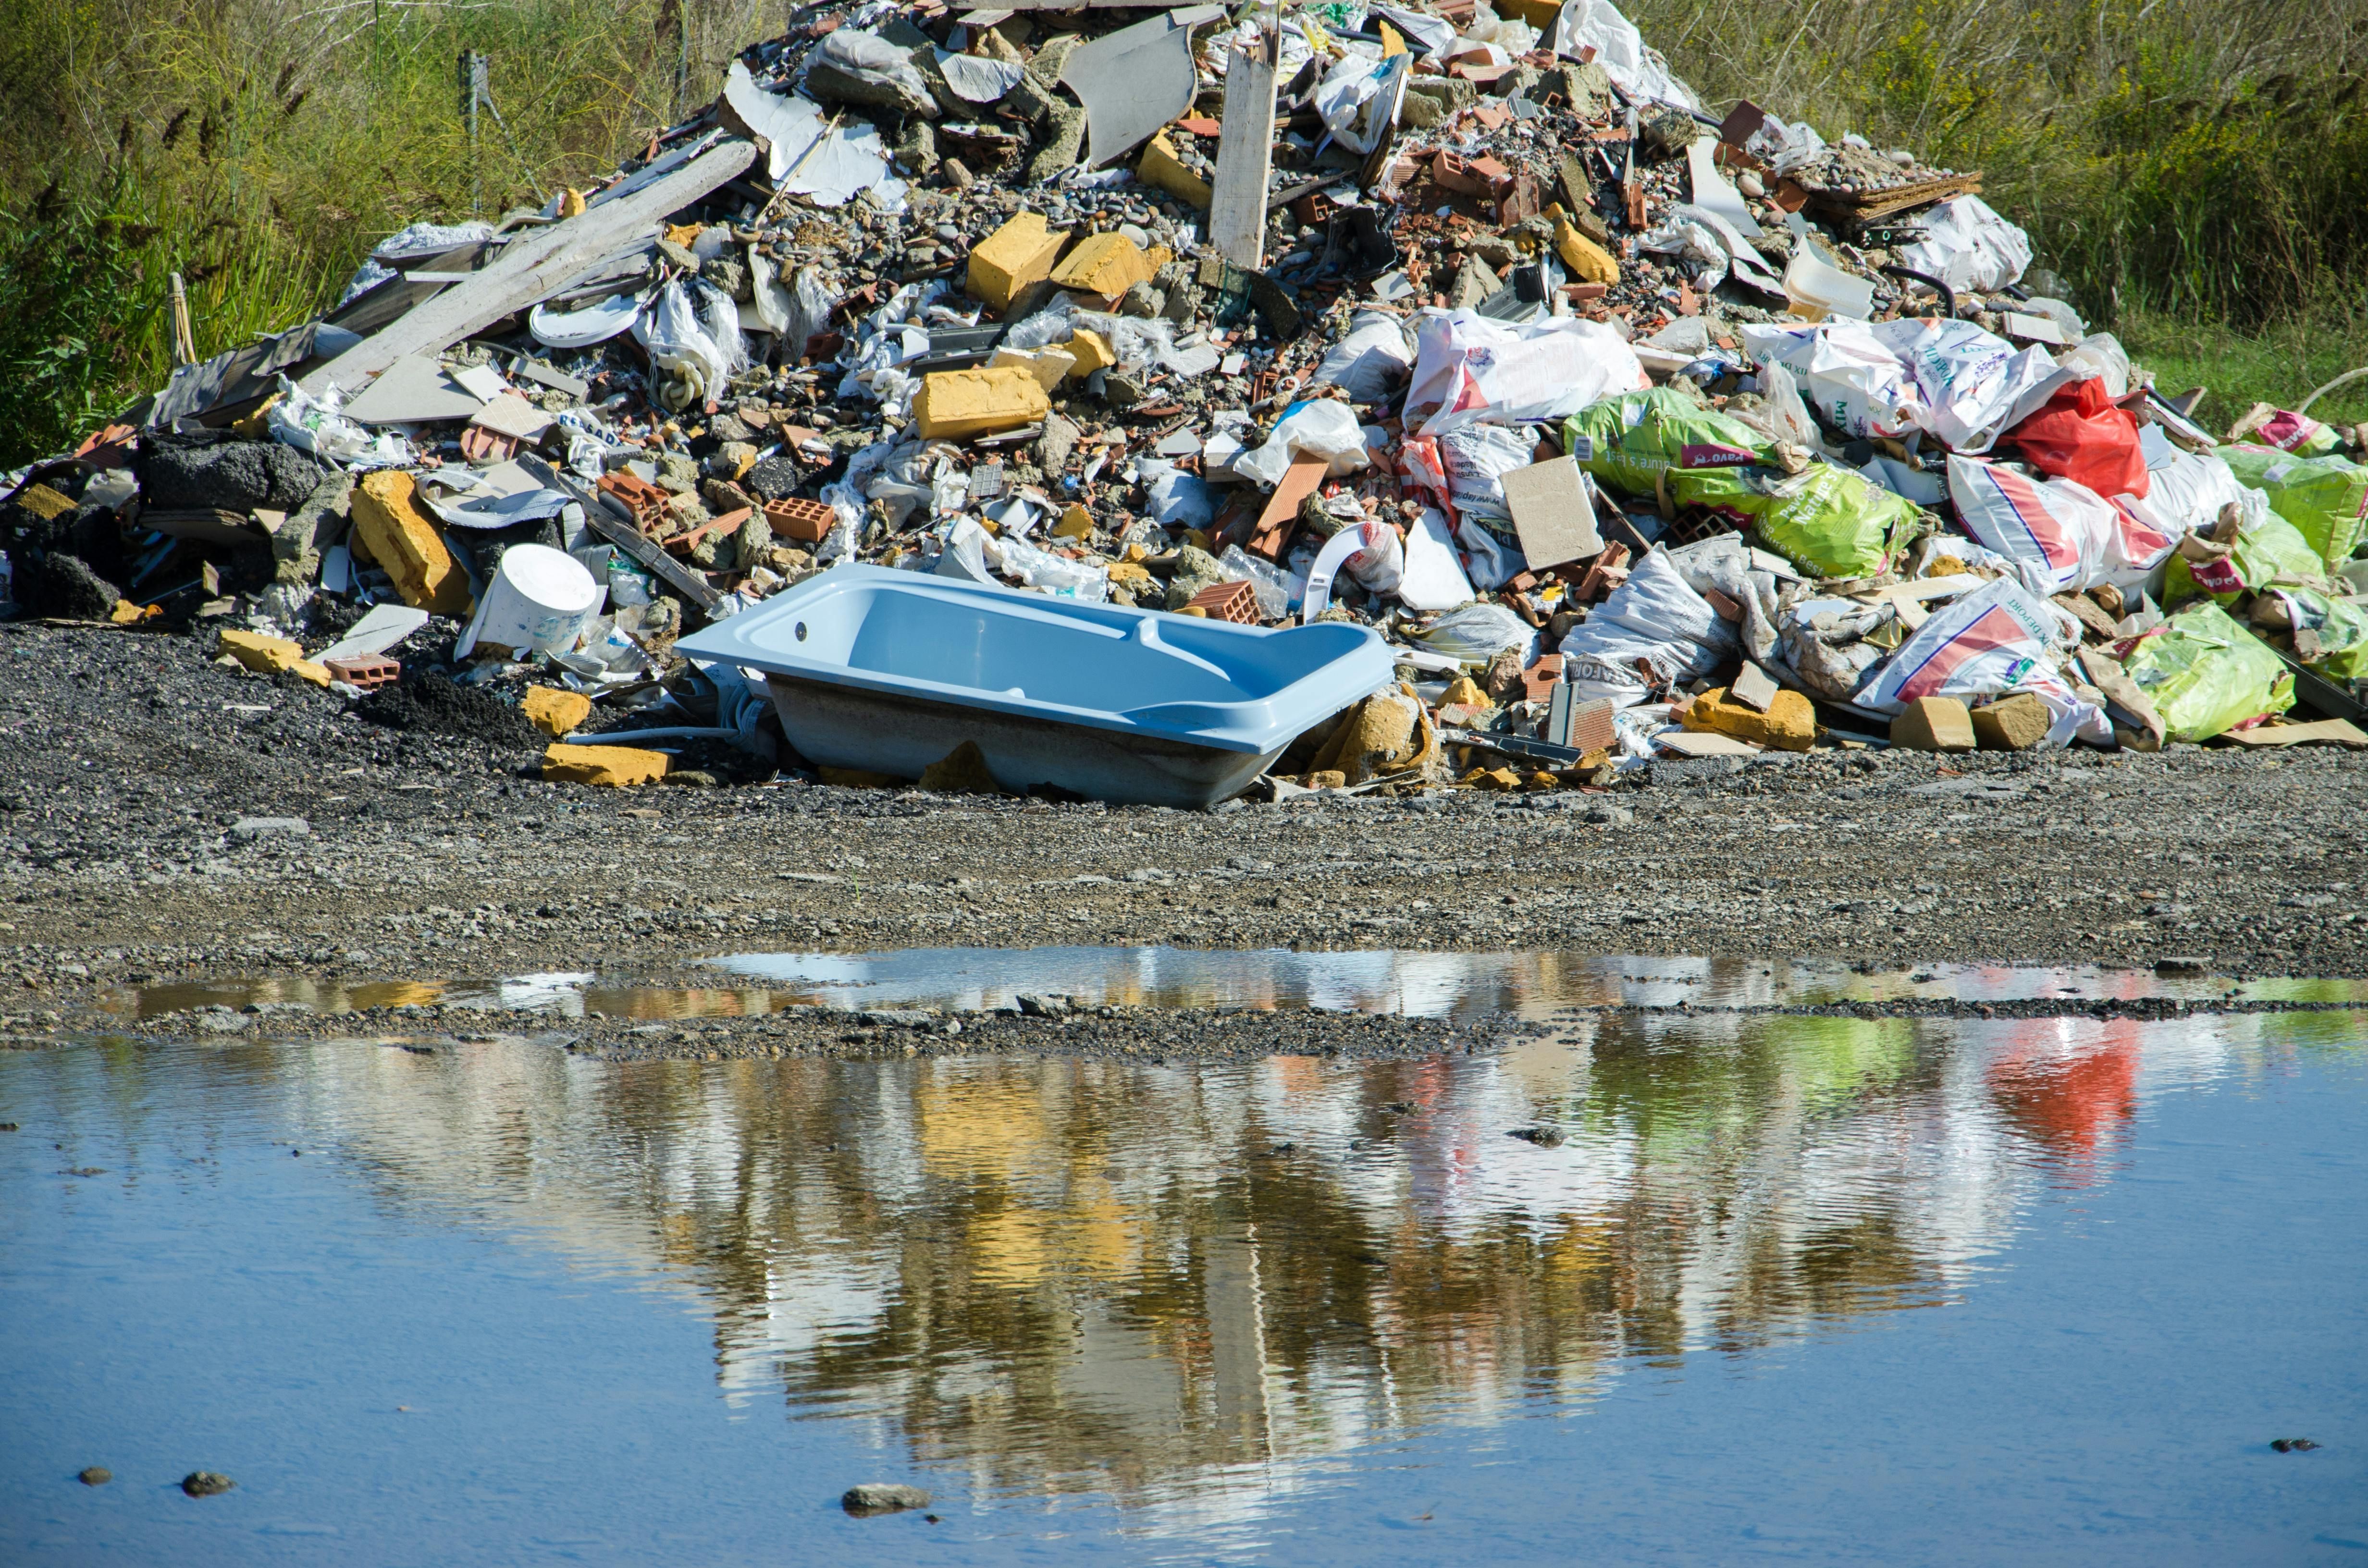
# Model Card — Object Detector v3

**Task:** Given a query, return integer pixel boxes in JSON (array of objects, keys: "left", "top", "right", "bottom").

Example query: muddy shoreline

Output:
[{"left": 4, "top": 621, "right": 2368, "bottom": 1060}]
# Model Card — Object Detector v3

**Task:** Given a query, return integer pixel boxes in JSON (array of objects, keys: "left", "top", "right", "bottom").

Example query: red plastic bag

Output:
[{"left": 2006, "top": 377, "right": 2149, "bottom": 500}]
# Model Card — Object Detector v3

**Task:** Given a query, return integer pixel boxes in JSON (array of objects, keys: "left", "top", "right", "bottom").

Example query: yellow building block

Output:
[
  {"left": 913, "top": 367, "right": 1051, "bottom": 441},
  {"left": 542, "top": 743, "right": 670, "bottom": 787},
  {"left": 967, "top": 212, "right": 1070, "bottom": 314},
  {"left": 1053, "top": 504, "right": 1095, "bottom": 539},
  {"left": 1048, "top": 232, "right": 1153, "bottom": 299},
  {"left": 1554, "top": 217, "right": 1621, "bottom": 286},
  {"left": 1064, "top": 328, "right": 1117, "bottom": 382},
  {"left": 351, "top": 470, "right": 471, "bottom": 616},
  {"left": 520, "top": 685, "right": 594, "bottom": 739},
  {"left": 219, "top": 628, "right": 330, "bottom": 687},
  {"left": 1139, "top": 133, "right": 1213, "bottom": 208},
  {"left": 1682, "top": 686, "right": 1816, "bottom": 751}
]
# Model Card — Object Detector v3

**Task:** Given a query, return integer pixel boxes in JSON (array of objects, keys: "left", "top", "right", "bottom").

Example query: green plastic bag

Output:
[
  {"left": 2220, "top": 443, "right": 2368, "bottom": 571},
  {"left": 1563, "top": 387, "right": 1774, "bottom": 497},
  {"left": 2119, "top": 601, "right": 2296, "bottom": 742},
  {"left": 2266, "top": 586, "right": 2368, "bottom": 682},
  {"left": 2161, "top": 503, "right": 2326, "bottom": 607},
  {"left": 1675, "top": 461, "right": 1922, "bottom": 580}
]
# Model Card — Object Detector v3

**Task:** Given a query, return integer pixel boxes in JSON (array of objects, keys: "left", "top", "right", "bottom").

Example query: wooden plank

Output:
[
  {"left": 299, "top": 139, "right": 758, "bottom": 397},
  {"left": 1208, "top": 35, "right": 1277, "bottom": 272}
]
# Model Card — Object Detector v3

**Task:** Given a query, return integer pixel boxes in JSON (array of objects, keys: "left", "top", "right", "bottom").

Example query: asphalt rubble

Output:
[{"left": 6, "top": 0, "right": 2368, "bottom": 811}]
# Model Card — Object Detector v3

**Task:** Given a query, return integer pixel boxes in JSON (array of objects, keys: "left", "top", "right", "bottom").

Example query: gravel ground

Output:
[{"left": 4, "top": 620, "right": 2366, "bottom": 1057}]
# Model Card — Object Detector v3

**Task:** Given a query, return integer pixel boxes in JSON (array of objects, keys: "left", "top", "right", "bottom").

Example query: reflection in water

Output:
[
  {"left": 18, "top": 1006, "right": 2355, "bottom": 1538},
  {"left": 104, "top": 948, "right": 2368, "bottom": 1023}
]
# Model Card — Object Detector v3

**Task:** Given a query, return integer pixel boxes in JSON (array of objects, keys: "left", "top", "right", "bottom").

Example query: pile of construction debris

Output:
[{"left": 5, "top": 0, "right": 2367, "bottom": 797}]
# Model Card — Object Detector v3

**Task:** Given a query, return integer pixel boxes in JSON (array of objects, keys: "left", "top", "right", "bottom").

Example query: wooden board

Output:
[
  {"left": 299, "top": 139, "right": 758, "bottom": 398},
  {"left": 1208, "top": 37, "right": 1278, "bottom": 272},
  {"left": 2221, "top": 718, "right": 2368, "bottom": 748}
]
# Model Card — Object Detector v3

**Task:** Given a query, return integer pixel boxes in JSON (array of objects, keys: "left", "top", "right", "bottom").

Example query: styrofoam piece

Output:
[
  {"left": 675, "top": 565, "right": 1394, "bottom": 808},
  {"left": 315, "top": 603, "right": 430, "bottom": 663}
]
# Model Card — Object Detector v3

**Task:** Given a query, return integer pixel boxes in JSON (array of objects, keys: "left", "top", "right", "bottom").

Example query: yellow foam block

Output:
[
  {"left": 913, "top": 367, "right": 1052, "bottom": 441},
  {"left": 542, "top": 743, "right": 669, "bottom": 787},
  {"left": 219, "top": 628, "right": 330, "bottom": 687},
  {"left": 1064, "top": 328, "right": 1117, "bottom": 381},
  {"left": 1138, "top": 133, "right": 1212, "bottom": 208},
  {"left": 520, "top": 685, "right": 594, "bottom": 739},
  {"left": 1554, "top": 218, "right": 1621, "bottom": 286},
  {"left": 967, "top": 212, "right": 1070, "bottom": 313},
  {"left": 351, "top": 470, "right": 470, "bottom": 615},
  {"left": 987, "top": 343, "right": 1077, "bottom": 393},
  {"left": 1048, "top": 232, "right": 1153, "bottom": 299}
]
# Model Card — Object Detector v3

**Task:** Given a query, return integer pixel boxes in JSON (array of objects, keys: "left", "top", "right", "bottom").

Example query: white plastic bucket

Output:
[{"left": 456, "top": 543, "right": 604, "bottom": 660}]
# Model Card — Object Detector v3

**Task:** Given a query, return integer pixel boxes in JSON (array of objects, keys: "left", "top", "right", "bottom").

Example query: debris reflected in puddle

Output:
[{"left": 99, "top": 948, "right": 2368, "bottom": 1026}]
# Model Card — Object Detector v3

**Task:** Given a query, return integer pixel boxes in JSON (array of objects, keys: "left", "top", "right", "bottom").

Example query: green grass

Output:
[
  {"left": 4, "top": 0, "right": 2368, "bottom": 466},
  {"left": 2117, "top": 311, "right": 2368, "bottom": 435}
]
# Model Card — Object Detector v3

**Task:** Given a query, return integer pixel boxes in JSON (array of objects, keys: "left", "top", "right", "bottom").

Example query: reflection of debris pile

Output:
[{"left": 5, "top": 0, "right": 2366, "bottom": 803}]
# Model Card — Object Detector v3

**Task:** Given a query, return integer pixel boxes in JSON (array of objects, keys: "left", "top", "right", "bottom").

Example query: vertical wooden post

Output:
[{"left": 1208, "top": 23, "right": 1278, "bottom": 273}]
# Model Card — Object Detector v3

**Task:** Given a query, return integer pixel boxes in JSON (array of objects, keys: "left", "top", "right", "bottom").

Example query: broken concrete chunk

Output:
[
  {"left": 1554, "top": 217, "right": 1621, "bottom": 285},
  {"left": 987, "top": 343, "right": 1078, "bottom": 394},
  {"left": 1138, "top": 132, "right": 1212, "bottom": 209},
  {"left": 1683, "top": 686, "right": 1814, "bottom": 751},
  {"left": 1048, "top": 231, "right": 1153, "bottom": 300}
]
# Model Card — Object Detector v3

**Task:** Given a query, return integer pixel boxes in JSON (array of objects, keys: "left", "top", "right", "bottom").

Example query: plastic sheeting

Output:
[
  {"left": 1556, "top": 547, "right": 1737, "bottom": 705},
  {"left": 1406, "top": 310, "right": 1649, "bottom": 429},
  {"left": 1896, "top": 196, "right": 2032, "bottom": 294},
  {"left": 1550, "top": 0, "right": 1698, "bottom": 109},
  {"left": 1947, "top": 455, "right": 2174, "bottom": 594}
]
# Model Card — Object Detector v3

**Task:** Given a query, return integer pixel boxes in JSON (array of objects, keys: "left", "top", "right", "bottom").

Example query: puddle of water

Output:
[
  {"left": 99, "top": 948, "right": 2368, "bottom": 1024},
  {"left": 5, "top": 1010, "right": 2365, "bottom": 1564}
]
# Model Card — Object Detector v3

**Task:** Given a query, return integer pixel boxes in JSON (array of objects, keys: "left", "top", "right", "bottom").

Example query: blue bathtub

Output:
[{"left": 674, "top": 565, "right": 1395, "bottom": 807}]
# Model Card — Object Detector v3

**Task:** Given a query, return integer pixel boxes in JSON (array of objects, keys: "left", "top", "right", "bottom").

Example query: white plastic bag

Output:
[
  {"left": 1406, "top": 310, "right": 1648, "bottom": 428},
  {"left": 997, "top": 532, "right": 1110, "bottom": 601},
  {"left": 1897, "top": 196, "right": 2032, "bottom": 295},
  {"left": 1556, "top": 547, "right": 1737, "bottom": 704},
  {"left": 1312, "top": 52, "right": 1409, "bottom": 156},
  {"left": 1312, "top": 310, "right": 1416, "bottom": 402},
  {"left": 1453, "top": 514, "right": 1523, "bottom": 590},
  {"left": 1409, "top": 598, "right": 1531, "bottom": 662},
  {"left": 2111, "top": 449, "right": 2246, "bottom": 540},
  {"left": 1549, "top": 0, "right": 1698, "bottom": 110},
  {"left": 1947, "top": 455, "right": 2174, "bottom": 594},
  {"left": 636, "top": 281, "right": 731, "bottom": 412},
  {"left": 1234, "top": 399, "right": 1372, "bottom": 487},
  {"left": 267, "top": 377, "right": 411, "bottom": 468},
  {"left": 1872, "top": 317, "right": 2059, "bottom": 453},
  {"left": 1140, "top": 459, "right": 1219, "bottom": 529},
  {"left": 1740, "top": 322, "right": 1924, "bottom": 440}
]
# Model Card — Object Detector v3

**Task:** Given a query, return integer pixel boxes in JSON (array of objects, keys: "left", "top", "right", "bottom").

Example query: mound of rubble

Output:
[{"left": 5, "top": 0, "right": 2365, "bottom": 797}]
